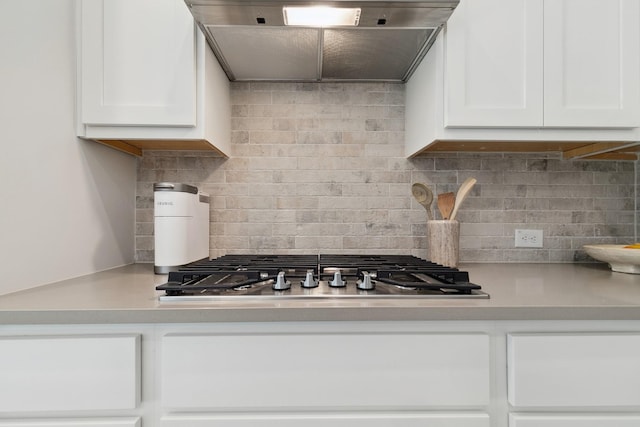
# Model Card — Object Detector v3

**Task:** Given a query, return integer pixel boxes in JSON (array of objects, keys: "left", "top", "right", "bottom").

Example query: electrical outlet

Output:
[{"left": 515, "top": 229, "right": 543, "bottom": 248}]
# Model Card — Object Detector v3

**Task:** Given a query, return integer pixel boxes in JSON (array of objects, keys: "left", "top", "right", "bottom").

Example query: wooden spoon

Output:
[
  {"left": 411, "top": 183, "right": 434, "bottom": 220},
  {"left": 437, "top": 192, "right": 456, "bottom": 220},
  {"left": 450, "top": 177, "right": 477, "bottom": 220}
]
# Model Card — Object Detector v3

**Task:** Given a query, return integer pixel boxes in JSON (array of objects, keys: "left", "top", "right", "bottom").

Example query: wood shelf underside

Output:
[
  {"left": 92, "top": 138, "right": 639, "bottom": 161},
  {"left": 93, "top": 139, "right": 227, "bottom": 157},
  {"left": 417, "top": 140, "right": 640, "bottom": 160}
]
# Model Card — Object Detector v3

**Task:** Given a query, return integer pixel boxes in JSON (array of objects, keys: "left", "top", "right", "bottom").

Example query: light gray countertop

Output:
[{"left": 1, "top": 262, "right": 640, "bottom": 324}]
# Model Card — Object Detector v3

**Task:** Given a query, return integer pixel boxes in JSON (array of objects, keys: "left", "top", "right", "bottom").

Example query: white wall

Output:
[{"left": 0, "top": 0, "right": 137, "bottom": 294}]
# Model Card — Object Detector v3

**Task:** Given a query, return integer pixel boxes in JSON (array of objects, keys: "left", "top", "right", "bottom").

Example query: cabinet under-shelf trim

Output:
[
  {"left": 411, "top": 140, "right": 640, "bottom": 160},
  {"left": 92, "top": 139, "right": 227, "bottom": 157}
]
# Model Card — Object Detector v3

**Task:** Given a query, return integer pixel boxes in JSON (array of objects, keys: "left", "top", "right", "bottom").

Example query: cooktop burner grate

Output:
[{"left": 155, "top": 254, "right": 489, "bottom": 300}]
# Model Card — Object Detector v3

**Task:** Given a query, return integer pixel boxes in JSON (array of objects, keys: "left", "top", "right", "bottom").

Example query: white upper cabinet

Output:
[
  {"left": 80, "top": 0, "right": 196, "bottom": 127},
  {"left": 445, "top": 0, "right": 640, "bottom": 129},
  {"left": 445, "top": 0, "right": 544, "bottom": 127},
  {"left": 406, "top": 0, "right": 640, "bottom": 156},
  {"left": 77, "top": 0, "right": 231, "bottom": 156},
  {"left": 543, "top": 0, "right": 640, "bottom": 127}
]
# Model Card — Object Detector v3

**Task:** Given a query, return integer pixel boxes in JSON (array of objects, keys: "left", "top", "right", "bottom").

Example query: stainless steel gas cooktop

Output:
[{"left": 156, "top": 254, "right": 489, "bottom": 301}]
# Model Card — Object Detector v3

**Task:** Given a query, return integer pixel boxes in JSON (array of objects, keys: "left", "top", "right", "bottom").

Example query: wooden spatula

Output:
[
  {"left": 437, "top": 192, "right": 456, "bottom": 220},
  {"left": 450, "top": 177, "right": 477, "bottom": 220},
  {"left": 411, "top": 182, "right": 434, "bottom": 220}
]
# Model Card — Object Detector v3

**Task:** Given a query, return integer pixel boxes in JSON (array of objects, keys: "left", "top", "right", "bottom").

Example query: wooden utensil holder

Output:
[{"left": 427, "top": 220, "right": 460, "bottom": 268}]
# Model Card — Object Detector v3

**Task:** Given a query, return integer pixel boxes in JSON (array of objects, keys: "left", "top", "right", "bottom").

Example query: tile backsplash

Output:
[{"left": 136, "top": 82, "right": 637, "bottom": 263}]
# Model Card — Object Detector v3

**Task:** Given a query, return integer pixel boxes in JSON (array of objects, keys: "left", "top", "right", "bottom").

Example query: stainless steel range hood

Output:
[{"left": 184, "top": 0, "right": 459, "bottom": 82}]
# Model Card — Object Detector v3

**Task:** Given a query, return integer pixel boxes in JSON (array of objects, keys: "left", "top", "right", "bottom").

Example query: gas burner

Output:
[{"left": 156, "top": 254, "right": 489, "bottom": 301}]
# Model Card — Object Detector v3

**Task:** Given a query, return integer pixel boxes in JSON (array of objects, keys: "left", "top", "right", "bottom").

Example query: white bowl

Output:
[{"left": 583, "top": 244, "right": 640, "bottom": 274}]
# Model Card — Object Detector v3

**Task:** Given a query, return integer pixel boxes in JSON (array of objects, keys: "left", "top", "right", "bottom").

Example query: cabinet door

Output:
[
  {"left": 162, "top": 414, "right": 490, "bottom": 427},
  {"left": 510, "top": 414, "right": 640, "bottom": 427},
  {"left": 445, "top": 0, "right": 543, "bottom": 127},
  {"left": 543, "top": 0, "right": 640, "bottom": 127},
  {"left": 0, "top": 419, "right": 140, "bottom": 427},
  {"left": 162, "top": 333, "right": 490, "bottom": 410},
  {"left": 508, "top": 333, "right": 640, "bottom": 407},
  {"left": 0, "top": 335, "right": 140, "bottom": 412},
  {"left": 80, "top": 0, "right": 196, "bottom": 126}
]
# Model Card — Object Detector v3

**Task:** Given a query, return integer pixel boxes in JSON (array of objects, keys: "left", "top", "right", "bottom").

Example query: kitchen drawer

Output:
[
  {"left": 0, "top": 419, "right": 141, "bottom": 427},
  {"left": 508, "top": 333, "right": 640, "bottom": 407},
  {"left": 162, "top": 413, "right": 490, "bottom": 427},
  {"left": 510, "top": 414, "right": 640, "bottom": 427},
  {"left": 162, "top": 333, "right": 490, "bottom": 410},
  {"left": 0, "top": 334, "right": 140, "bottom": 412}
]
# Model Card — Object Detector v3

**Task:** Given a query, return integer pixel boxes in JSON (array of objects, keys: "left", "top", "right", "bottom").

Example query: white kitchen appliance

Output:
[{"left": 154, "top": 183, "right": 210, "bottom": 274}]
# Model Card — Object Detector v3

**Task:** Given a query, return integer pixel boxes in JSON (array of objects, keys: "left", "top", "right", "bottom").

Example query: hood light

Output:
[{"left": 282, "top": 6, "right": 361, "bottom": 27}]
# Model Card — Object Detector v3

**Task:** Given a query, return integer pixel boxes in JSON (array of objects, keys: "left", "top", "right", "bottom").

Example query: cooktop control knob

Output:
[
  {"left": 357, "top": 271, "right": 375, "bottom": 290},
  {"left": 272, "top": 271, "right": 291, "bottom": 290},
  {"left": 301, "top": 271, "right": 318, "bottom": 288},
  {"left": 329, "top": 270, "right": 346, "bottom": 288}
]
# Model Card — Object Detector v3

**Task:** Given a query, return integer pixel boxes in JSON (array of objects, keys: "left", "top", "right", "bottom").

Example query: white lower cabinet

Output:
[
  {"left": 161, "top": 413, "right": 491, "bottom": 427},
  {"left": 0, "top": 334, "right": 140, "bottom": 412},
  {"left": 507, "top": 333, "right": 640, "bottom": 407},
  {"left": 508, "top": 333, "right": 640, "bottom": 427},
  {"left": 9, "top": 321, "right": 640, "bottom": 427},
  {"left": 509, "top": 414, "right": 640, "bottom": 427},
  {"left": 161, "top": 332, "right": 490, "bottom": 410},
  {"left": 0, "top": 419, "right": 141, "bottom": 427}
]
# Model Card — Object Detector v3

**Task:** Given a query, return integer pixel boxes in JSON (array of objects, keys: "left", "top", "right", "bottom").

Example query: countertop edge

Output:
[{"left": 2, "top": 306, "right": 640, "bottom": 325}]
